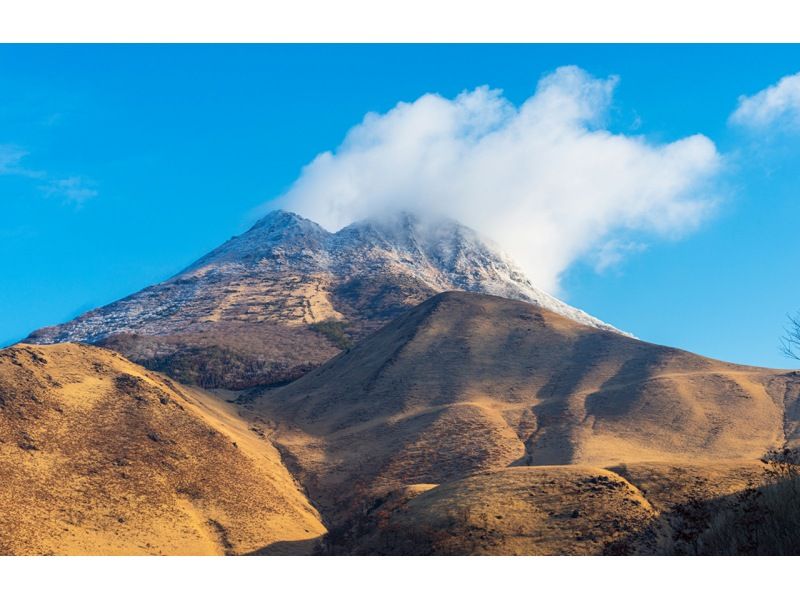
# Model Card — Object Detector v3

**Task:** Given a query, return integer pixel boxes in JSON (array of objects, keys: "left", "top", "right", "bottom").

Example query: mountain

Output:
[
  {"left": 0, "top": 343, "right": 325, "bottom": 555},
  {"left": 24, "top": 210, "right": 621, "bottom": 389},
  {"left": 5, "top": 293, "right": 799, "bottom": 555},
  {"left": 248, "top": 291, "right": 800, "bottom": 548}
]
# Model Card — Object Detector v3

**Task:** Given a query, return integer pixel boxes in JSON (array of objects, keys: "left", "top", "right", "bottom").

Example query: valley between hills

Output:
[{"left": 2, "top": 211, "right": 799, "bottom": 555}]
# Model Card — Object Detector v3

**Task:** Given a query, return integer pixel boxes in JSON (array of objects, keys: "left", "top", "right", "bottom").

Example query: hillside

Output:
[
  {"left": 5, "top": 293, "right": 799, "bottom": 555},
  {"left": 0, "top": 343, "right": 325, "bottom": 555},
  {"left": 321, "top": 461, "right": 769, "bottom": 555},
  {"left": 24, "top": 211, "right": 621, "bottom": 388},
  {"left": 249, "top": 292, "right": 800, "bottom": 528}
]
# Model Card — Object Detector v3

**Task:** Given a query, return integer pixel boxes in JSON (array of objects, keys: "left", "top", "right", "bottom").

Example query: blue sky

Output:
[{"left": 1, "top": 44, "right": 800, "bottom": 368}]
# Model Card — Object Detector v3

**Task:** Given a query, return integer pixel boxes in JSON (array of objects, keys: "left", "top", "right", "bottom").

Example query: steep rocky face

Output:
[{"left": 25, "top": 210, "right": 621, "bottom": 388}]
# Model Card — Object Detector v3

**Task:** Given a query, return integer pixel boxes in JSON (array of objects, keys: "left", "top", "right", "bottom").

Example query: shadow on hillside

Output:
[
  {"left": 605, "top": 476, "right": 800, "bottom": 556},
  {"left": 520, "top": 337, "right": 664, "bottom": 467},
  {"left": 244, "top": 536, "right": 324, "bottom": 556}
]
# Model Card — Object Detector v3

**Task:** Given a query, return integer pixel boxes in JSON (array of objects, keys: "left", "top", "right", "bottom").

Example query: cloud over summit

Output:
[{"left": 277, "top": 66, "right": 722, "bottom": 293}]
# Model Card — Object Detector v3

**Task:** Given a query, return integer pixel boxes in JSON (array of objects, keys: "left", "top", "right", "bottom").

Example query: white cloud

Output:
[
  {"left": 593, "top": 239, "right": 648, "bottom": 273},
  {"left": 40, "top": 176, "right": 98, "bottom": 205},
  {"left": 276, "top": 66, "right": 722, "bottom": 293},
  {"left": 0, "top": 143, "right": 96, "bottom": 205},
  {"left": 0, "top": 144, "right": 25, "bottom": 173},
  {"left": 730, "top": 71, "right": 800, "bottom": 129},
  {"left": 0, "top": 144, "right": 44, "bottom": 178}
]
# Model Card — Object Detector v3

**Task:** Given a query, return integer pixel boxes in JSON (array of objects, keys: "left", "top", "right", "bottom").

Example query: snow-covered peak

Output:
[
  {"left": 27, "top": 208, "right": 628, "bottom": 349},
  {"left": 180, "top": 208, "right": 626, "bottom": 334},
  {"left": 248, "top": 209, "right": 321, "bottom": 233},
  {"left": 178, "top": 209, "right": 332, "bottom": 275}
]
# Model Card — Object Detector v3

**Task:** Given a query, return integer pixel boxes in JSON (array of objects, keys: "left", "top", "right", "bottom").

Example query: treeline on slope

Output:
[
  {"left": 99, "top": 334, "right": 317, "bottom": 389},
  {"left": 92, "top": 316, "right": 359, "bottom": 389},
  {"left": 309, "top": 318, "right": 352, "bottom": 350},
  {"left": 137, "top": 346, "right": 316, "bottom": 389}
]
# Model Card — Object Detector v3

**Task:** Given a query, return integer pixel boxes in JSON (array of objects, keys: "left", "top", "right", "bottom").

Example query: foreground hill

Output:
[
  {"left": 250, "top": 292, "right": 800, "bottom": 529},
  {"left": 5, "top": 293, "right": 799, "bottom": 555},
  {"left": 321, "top": 461, "right": 769, "bottom": 555},
  {"left": 25, "top": 211, "right": 620, "bottom": 388},
  {"left": 0, "top": 343, "right": 325, "bottom": 555}
]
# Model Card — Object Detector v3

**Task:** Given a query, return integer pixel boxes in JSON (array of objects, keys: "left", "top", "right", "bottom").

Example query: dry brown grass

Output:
[
  {"left": 8, "top": 291, "right": 800, "bottom": 555},
  {"left": 684, "top": 477, "right": 800, "bottom": 555},
  {"left": 651, "top": 453, "right": 800, "bottom": 555},
  {"left": 323, "top": 466, "right": 657, "bottom": 555},
  {"left": 0, "top": 343, "right": 325, "bottom": 555},
  {"left": 250, "top": 292, "right": 800, "bottom": 529},
  {"left": 320, "top": 462, "right": 795, "bottom": 556}
]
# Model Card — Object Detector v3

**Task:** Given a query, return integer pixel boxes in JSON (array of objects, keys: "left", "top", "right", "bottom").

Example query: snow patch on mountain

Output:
[{"left": 26, "top": 210, "right": 628, "bottom": 344}]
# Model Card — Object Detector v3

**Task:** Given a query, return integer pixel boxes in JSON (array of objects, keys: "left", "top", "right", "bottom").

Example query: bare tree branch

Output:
[{"left": 780, "top": 311, "right": 800, "bottom": 361}]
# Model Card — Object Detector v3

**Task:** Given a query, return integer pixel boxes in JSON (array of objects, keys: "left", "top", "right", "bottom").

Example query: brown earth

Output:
[
  {"left": 0, "top": 343, "right": 325, "bottom": 555},
  {"left": 321, "top": 462, "right": 770, "bottom": 555},
  {"left": 6, "top": 291, "right": 800, "bottom": 555},
  {"left": 247, "top": 291, "right": 800, "bottom": 550}
]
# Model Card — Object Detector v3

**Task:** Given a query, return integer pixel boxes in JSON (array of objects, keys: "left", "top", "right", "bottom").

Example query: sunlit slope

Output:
[
  {"left": 331, "top": 466, "right": 657, "bottom": 555},
  {"left": 253, "top": 291, "right": 800, "bottom": 522},
  {"left": 0, "top": 343, "right": 325, "bottom": 555},
  {"left": 323, "top": 461, "right": 769, "bottom": 555}
]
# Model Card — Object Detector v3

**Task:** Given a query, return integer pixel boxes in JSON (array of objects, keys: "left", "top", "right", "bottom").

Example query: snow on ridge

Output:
[{"left": 26, "top": 209, "right": 629, "bottom": 343}]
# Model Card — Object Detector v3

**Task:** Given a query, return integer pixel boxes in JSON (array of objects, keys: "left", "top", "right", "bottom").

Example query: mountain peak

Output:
[
  {"left": 180, "top": 209, "right": 331, "bottom": 274},
  {"left": 335, "top": 211, "right": 474, "bottom": 257},
  {"left": 248, "top": 209, "right": 320, "bottom": 232},
  {"left": 344, "top": 210, "right": 456, "bottom": 233},
  {"left": 25, "top": 208, "right": 626, "bottom": 388}
]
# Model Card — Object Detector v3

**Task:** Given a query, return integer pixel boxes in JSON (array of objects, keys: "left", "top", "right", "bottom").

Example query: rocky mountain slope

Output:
[
  {"left": 0, "top": 343, "right": 325, "bottom": 555},
  {"left": 248, "top": 292, "right": 800, "bottom": 542},
  {"left": 4, "top": 293, "right": 799, "bottom": 555},
  {"left": 25, "top": 210, "right": 622, "bottom": 388}
]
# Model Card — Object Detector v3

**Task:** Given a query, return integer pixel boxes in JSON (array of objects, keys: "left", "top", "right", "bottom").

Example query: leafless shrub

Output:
[
  {"left": 761, "top": 447, "right": 800, "bottom": 481},
  {"left": 658, "top": 452, "right": 800, "bottom": 555},
  {"left": 780, "top": 311, "right": 800, "bottom": 361}
]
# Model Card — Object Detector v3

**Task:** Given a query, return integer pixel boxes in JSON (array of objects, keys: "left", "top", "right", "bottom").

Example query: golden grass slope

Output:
[
  {"left": 326, "top": 466, "right": 657, "bottom": 555},
  {"left": 323, "top": 461, "right": 770, "bottom": 555},
  {"left": 251, "top": 291, "right": 800, "bottom": 524},
  {"left": 0, "top": 343, "right": 325, "bottom": 555}
]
